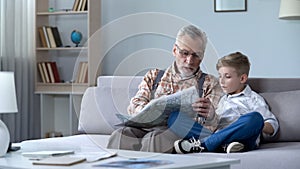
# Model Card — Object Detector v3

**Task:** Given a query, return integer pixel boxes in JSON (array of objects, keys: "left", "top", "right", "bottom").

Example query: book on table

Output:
[{"left": 32, "top": 156, "right": 86, "bottom": 166}]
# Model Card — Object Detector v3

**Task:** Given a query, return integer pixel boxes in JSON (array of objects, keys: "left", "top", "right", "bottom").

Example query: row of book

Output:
[
  {"left": 75, "top": 62, "right": 88, "bottom": 83},
  {"left": 38, "top": 62, "right": 61, "bottom": 83},
  {"left": 38, "top": 61, "right": 88, "bottom": 84},
  {"left": 72, "top": 0, "right": 87, "bottom": 11},
  {"left": 38, "top": 26, "right": 63, "bottom": 48}
]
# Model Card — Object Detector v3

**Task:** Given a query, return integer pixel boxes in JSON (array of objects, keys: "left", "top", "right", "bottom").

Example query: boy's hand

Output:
[
  {"left": 192, "top": 97, "right": 215, "bottom": 120},
  {"left": 263, "top": 122, "right": 274, "bottom": 135}
]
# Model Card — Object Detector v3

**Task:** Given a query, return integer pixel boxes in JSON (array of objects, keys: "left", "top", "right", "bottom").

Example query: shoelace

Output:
[{"left": 190, "top": 137, "right": 204, "bottom": 152}]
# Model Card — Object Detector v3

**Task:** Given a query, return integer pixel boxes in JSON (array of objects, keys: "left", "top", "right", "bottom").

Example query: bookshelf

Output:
[{"left": 35, "top": 0, "right": 101, "bottom": 137}]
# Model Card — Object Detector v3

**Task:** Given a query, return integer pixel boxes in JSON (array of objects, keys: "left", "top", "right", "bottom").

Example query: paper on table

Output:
[
  {"left": 93, "top": 159, "right": 173, "bottom": 168},
  {"left": 22, "top": 150, "right": 74, "bottom": 158},
  {"left": 74, "top": 151, "right": 117, "bottom": 162}
]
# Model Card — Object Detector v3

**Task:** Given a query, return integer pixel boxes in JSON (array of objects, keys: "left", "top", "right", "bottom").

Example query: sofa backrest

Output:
[
  {"left": 248, "top": 78, "right": 300, "bottom": 93},
  {"left": 78, "top": 76, "right": 300, "bottom": 142},
  {"left": 248, "top": 78, "right": 300, "bottom": 142}
]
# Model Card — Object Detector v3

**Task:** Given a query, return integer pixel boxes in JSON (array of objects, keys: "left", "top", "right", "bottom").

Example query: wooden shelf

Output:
[
  {"left": 37, "top": 11, "right": 88, "bottom": 16},
  {"left": 35, "top": 82, "right": 88, "bottom": 94},
  {"left": 36, "top": 47, "right": 88, "bottom": 51}
]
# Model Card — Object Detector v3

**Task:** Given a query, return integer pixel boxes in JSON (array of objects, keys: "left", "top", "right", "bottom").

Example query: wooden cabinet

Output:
[{"left": 34, "top": 0, "right": 101, "bottom": 137}]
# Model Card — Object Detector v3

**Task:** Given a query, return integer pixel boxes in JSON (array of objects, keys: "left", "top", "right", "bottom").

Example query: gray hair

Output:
[{"left": 176, "top": 25, "right": 208, "bottom": 51}]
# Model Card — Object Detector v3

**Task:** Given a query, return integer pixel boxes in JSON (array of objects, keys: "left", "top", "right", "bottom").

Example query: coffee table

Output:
[{"left": 0, "top": 149, "right": 239, "bottom": 169}]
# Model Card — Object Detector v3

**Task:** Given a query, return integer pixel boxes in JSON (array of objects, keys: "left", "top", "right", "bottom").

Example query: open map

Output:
[{"left": 116, "top": 86, "right": 199, "bottom": 128}]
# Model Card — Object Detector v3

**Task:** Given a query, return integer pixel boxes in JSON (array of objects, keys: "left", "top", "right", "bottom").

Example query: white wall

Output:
[{"left": 99, "top": 0, "right": 300, "bottom": 78}]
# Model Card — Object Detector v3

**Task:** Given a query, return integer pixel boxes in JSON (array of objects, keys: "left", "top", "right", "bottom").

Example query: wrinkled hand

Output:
[{"left": 192, "top": 97, "right": 215, "bottom": 120}]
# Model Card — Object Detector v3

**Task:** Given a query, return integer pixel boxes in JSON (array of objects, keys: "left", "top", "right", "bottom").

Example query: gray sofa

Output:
[{"left": 21, "top": 76, "right": 300, "bottom": 169}]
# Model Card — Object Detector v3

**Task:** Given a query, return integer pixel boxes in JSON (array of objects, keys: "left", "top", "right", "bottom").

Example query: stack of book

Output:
[
  {"left": 72, "top": 0, "right": 87, "bottom": 11},
  {"left": 75, "top": 62, "right": 88, "bottom": 83},
  {"left": 38, "top": 26, "right": 63, "bottom": 48},
  {"left": 38, "top": 62, "right": 61, "bottom": 83}
]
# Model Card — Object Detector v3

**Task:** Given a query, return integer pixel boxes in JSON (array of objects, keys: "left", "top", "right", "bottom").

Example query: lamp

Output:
[
  {"left": 0, "top": 72, "right": 18, "bottom": 157},
  {"left": 279, "top": 0, "right": 300, "bottom": 19}
]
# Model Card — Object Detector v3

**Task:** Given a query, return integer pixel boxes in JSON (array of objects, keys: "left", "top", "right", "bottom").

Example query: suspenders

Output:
[{"left": 151, "top": 70, "right": 207, "bottom": 98}]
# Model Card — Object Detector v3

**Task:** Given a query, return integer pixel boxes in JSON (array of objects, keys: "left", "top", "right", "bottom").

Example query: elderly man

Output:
[{"left": 107, "top": 25, "right": 222, "bottom": 153}]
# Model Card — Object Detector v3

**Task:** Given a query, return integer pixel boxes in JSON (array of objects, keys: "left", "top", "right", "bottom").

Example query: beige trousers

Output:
[{"left": 106, "top": 126, "right": 181, "bottom": 153}]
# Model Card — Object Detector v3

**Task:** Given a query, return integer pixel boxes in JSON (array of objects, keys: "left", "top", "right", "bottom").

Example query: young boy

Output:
[{"left": 170, "top": 52, "right": 279, "bottom": 153}]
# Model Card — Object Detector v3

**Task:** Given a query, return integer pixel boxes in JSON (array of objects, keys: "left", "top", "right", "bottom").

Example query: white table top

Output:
[{"left": 0, "top": 148, "right": 239, "bottom": 169}]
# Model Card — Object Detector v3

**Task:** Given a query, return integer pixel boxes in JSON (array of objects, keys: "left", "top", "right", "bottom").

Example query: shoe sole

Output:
[
  {"left": 226, "top": 142, "right": 244, "bottom": 153},
  {"left": 174, "top": 140, "right": 185, "bottom": 154}
]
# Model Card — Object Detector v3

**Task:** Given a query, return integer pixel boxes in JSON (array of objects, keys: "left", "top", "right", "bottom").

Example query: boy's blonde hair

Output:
[{"left": 216, "top": 52, "right": 250, "bottom": 76}]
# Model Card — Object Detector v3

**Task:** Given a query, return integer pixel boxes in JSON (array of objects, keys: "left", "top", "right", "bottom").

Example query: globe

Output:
[{"left": 71, "top": 30, "right": 82, "bottom": 47}]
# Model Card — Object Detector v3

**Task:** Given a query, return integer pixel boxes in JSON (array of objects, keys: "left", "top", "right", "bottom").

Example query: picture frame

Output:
[{"left": 214, "top": 0, "right": 247, "bottom": 12}]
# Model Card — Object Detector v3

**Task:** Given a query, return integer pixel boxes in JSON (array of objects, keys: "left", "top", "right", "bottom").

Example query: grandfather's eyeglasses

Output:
[{"left": 175, "top": 44, "right": 203, "bottom": 59}]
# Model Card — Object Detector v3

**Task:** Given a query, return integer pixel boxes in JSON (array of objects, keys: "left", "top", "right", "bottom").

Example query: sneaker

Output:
[
  {"left": 226, "top": 142, "right": 244, "bottom": 153},
  {"left": 174, "top": 137, "right": 204, "bottom": 154}
]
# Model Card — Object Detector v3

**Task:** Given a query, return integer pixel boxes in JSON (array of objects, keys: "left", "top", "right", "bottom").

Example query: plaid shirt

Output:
[{"left": 128, "top": 62, "right": 223, "bottom": 131}]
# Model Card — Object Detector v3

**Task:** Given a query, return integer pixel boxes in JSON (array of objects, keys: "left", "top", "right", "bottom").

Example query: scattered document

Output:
[
  {"left": 22, "top": 150, "right": 74, "bottom": 158},
  {"left": 93, "top": 159, "right": 173, "bottom": 168},
  {"left": 74, "top": 151, "right": 117, "bottom": 162}
]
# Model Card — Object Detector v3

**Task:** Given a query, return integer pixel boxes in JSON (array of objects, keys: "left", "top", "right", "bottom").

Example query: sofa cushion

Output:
[{"left": 260, "top": 90, "right": 300, "bottom": 142}]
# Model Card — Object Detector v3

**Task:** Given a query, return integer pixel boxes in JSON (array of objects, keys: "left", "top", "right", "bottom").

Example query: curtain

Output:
[{"left": 0, "top": 0, "right": 40, "bottom": 142}]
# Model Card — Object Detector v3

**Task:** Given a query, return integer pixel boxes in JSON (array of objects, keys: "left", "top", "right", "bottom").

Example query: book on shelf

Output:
[
  {"left": 38, "top": 27, "right": 47, "bottom": 48},
  {"left": 84, "top": 0, "right": 88, "bottom": 11},
  {"left": 75, "top": 62, "right": 83, "bottom": 83},
  {"left": 47, "top": 62, "right": 55, "bottom": 83},
  {"left": 37, "top": 62, "right": 61, "bottom": 83},
  {"left": 72, "top": 0, "right": 87, "bottom": 11},
  {"left": 50, "top": 62, "right": 61, "bottom": 83},
  {"left": 80, "top": 0, "right": 87, "bottom": 11},
  {"left": 51, "top": 27, "right": 63, "bottom": 47},
  {"left": 38, "top": 26, "right": 63, "bottom": 48},
  {"left": 72, "top": 0, "right": 80, "bottom": 11},
  {"left": 46, "top": 26, "right": 57, "bottom": 48},
  {"left": 75, "top": 62, "right": 82, "bottom": 83},
  {"left": 37, "top": 63, "right": 46, "bottom": 83},
  {"left": 77, "top": 0, "right": 84, "bottom": 11},
  {"left": 82, "top": 62, "right": 88, "bottom": 83},
  {"left": 75, "top": 62, "right": 88, "bottom": 83},
  {"left": 41, "top": 62, "right": 50, "bottom": 83},
  {"left": 42, "top": 26, "right": 51, "bottom": 48}
]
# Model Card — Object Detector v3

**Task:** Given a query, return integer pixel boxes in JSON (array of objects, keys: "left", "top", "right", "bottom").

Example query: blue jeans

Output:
[{"left": 167, "top": 111, "right": 264, "bottom": 152}]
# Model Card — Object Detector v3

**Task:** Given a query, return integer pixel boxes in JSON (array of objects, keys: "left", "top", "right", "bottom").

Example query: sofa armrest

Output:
[{"left": 78, "top": 76, "right": 142, "bottom": 134}]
